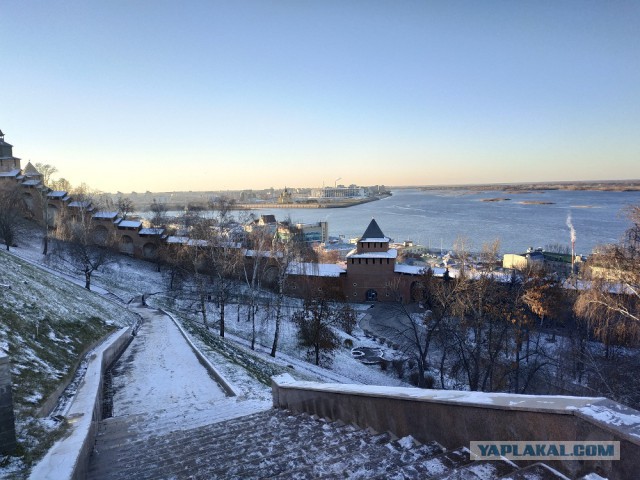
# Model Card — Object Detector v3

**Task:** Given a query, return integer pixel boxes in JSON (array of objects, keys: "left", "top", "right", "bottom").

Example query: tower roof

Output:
[
  {"left": 360, "top": 218, "right": 388, "bottom": 242},
  {"left": 23, "top": 161, "right": 41, "bottom": 176}
]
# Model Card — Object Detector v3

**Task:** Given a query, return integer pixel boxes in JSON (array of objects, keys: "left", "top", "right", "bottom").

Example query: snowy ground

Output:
[{"left": 6, "top": 225, "right": 411, "bottom": 411}]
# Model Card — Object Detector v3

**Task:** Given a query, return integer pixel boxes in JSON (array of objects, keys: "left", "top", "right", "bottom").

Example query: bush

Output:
[
  {"left": 392, "top": 359, "right": 405, "bottom": 379},
  {"left": 343, "top": 338, "right": 353, "bottom": 349},
  {"left": 423, "top": 373, "right": 435, "bottom": 389}
]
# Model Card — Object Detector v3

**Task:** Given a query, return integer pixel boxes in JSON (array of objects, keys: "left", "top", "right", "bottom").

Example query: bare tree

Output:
[
  {"left": 293, "top": 294, "right": 350, "bottom": 366},
  {"left": 575, "top": 205, "right": 640, "bottom": 351},
  {"left": 49, "top": 177, "right": 72, "bottom": 193},
  {"left": 52, "top": 199, "right": 114, "bottom": 290},
  {"left": 31, "top": 163, "right": 60, "bottom": 255},
  {"left": 268, "top": 227, "right": 310, "bottom": 357},
  {"left": 116, "top": 196, "right": 135, "bottom": 220},
  {"left": 243, "top": 227, "right": 272, "bottom": 350},
  {"left": 0, "top": 187, "right": 24, "bottom": 251},
  {"left": 149, "top": 199, "right": 169, "bottom": 228},
  {"left": 209, "top": 196, "right": 236, "bottom": 228},
  {"left": 189, "top": 218, "right": 241, "bottom": 338}
]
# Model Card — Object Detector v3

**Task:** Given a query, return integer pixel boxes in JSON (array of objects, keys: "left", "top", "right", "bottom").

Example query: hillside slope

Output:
[{"left": 0, "top": 250, "right": 137, "bottom": 472}]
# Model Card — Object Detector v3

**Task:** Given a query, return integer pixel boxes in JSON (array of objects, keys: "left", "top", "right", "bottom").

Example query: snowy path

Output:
[{"left": 110, "top": 304, "right": 227, "bottom": 417}]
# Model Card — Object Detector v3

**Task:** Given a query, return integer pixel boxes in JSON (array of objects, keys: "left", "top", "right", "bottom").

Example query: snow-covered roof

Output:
[
  {"left": 47, "top": 190, "right": 68, "bottom": 198},
  {"left": 21, "top": 179, "right": 42, "bottom": 186},
  {"left": 117, "top": 220, "right": 142, "bottom": 229},
  {"left": 394, "top": 265, "right": 425, "bottom": 275},
  {"left": 244, "top": 249, "right": 279, "bottom": 258},
  {"left": 139, "top": 228, "right": 165, "bottom": 236},
  {"left": 287, "top": 262, "right": 346, "bottom": 277},
  {"left": 68, "top": 200, "right": 92, "bottom": 208},
  {"left": 346, "top": 248, "right": 398, "bottom": 259},
  {"left": 166, "top": 236, "right": 209, "bottom": 247},
  {"left": 93, "top": 211, "right": 119, "bottom": 220},
  {"left": 359, "top": 219, "right": 390, "bottom": 242},
  {"left": 0, "top": 169, "right": 20, "bottom": 177}
]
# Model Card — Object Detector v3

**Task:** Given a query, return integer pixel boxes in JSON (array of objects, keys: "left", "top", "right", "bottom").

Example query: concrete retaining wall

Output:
[
  {"left": 0, "top": 354, "right": 17, "bottom": 455},
  {"left": 29, "top": 327, "right": 133, "bottom": 480},
  {"left": 272, "top": 374, "right": 640, "bottom": 480}
]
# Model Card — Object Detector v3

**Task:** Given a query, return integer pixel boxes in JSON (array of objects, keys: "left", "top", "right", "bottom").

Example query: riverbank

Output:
[{"left": 232, "top": 193, "right": 391, "bottom": 210}]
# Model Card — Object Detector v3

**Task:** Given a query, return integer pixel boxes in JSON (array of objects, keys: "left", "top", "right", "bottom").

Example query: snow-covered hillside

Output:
[{"left": 0, "top": 250, "right": 138, "bottom": 473}]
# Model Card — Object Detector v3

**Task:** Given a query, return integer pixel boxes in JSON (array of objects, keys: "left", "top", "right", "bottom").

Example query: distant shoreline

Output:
[
  {"left": 231, "top": 194, "right": 389, "bottom": 210},
  {"left": 411, "top": 180, "right": 640, "bottom": 193}
]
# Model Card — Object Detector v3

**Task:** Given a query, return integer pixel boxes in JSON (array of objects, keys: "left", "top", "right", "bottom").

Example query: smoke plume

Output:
[{"left": 566, "top": 213, "right": 576, "bottom": 244}]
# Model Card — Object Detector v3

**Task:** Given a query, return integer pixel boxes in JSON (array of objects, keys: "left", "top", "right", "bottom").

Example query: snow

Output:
[
  {"left": 578, "top": 403, "right": 640, "bottom": 439},
  {"left": 67, "top": 200, "right": 91, "bottom": 208},
  {"left": 138, "top": 227, "right": 164, "bottom": 235},
  {"left": 47, "top": 191, "right": 67, "bottom": 198},
  {"left": 273, "top": 375, "right": 605, "bottom": 412},
  {"left": 346, "top": 249, "right": 398, "bottom": 259},
  {"left": 287, "top": 262, "right": 346, "bottom": 277},
  {"left": 21, "top": 179, "right": 41, "bottom": 186},
  {"left": 360, "top": 237, "right": 390, "bottom": 242},
  {"left": 394, "top": 265, "right": 425, "bottom": 275},
  {"left": 92, "top": 211, "right": 118, "bottom": 219},
  {"left": 397, "top": 435, "right": 415, "bottom": 449},
  {"left": 116, "top": 220, "right": 142, "bottom": 229},
  {"left": 165, "top": 235, "right": 208, "bottom": 246},
  {"left": 0, "top": 169, "right": 20, "bottom": 177},
  {"left": 110, "top": 306, "right": 227, "bottom": 417}
]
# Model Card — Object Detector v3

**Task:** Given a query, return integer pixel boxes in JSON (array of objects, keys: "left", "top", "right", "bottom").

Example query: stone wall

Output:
[
  {"left": 0, "top": 354, "right": 17, "bottom": 455},
  {"left": 272, "top": 374, "right": 640, "bottom": 480}
]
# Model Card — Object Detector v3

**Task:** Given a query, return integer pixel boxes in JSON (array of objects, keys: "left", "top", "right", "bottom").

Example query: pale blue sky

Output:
[{"left": 1, "top": 1, "right": 638, "bottom": 192}]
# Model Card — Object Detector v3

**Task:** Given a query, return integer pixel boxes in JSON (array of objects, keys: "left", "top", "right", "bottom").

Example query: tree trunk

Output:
[
  {"left": 270, "top": 298, "right": 282, "bottom": 357},
  {"left": 84, "top": 271, "right": 91, "bottom": 290},
  {"left": 200, "top": 294, "right": 208, "bottom": 329},
  {"left": 251, "top": 304, "right": 256, "bottom": 350},
  {"left": 219, "top": 300, "right": 225, "bottom": 337},
  {"left": 42, "top": 233, "right": 48, "bottom": 255}
]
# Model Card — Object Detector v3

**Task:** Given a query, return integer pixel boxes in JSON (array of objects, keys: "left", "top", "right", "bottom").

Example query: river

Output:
[{"left": 241, "top": 189, "right": 640, "bottom": 255}]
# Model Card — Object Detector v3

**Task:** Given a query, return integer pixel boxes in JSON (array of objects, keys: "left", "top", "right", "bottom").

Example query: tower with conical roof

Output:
[{"left": 345, "top": 219, "right": 399, "bottom": 301}]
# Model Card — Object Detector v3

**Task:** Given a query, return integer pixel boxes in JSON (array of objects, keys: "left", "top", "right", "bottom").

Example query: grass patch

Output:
[{"left": 181, "top": 319, "right": 290, "bottom": 386}]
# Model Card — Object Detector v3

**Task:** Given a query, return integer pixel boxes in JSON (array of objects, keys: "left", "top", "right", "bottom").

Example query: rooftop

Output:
[{"left": 359, "top": 218, "right": 389, "bottom": 242}]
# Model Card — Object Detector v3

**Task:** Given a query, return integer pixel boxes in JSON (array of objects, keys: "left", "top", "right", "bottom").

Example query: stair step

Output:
[
  {"left": 500, "top": 462, "right": 571, "bottom": 480},
  {"left": 94, "top": 400, "right": 270, "bottom": 448},
  {"left": 89, "top": 411, "right": 364, "bottom": 479},
  {"left": 88, "top": 407, "right": 596, "bottom": 480},
  {"left": 439, "top": 458, "right": 519, "bottom": 479},
  {"left": 93, "top": 418, "right": 351, "bottom": 478}
]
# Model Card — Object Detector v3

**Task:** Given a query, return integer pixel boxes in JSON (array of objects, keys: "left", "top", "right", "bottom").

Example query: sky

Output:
[{"left": 1, "top": 1, "right": 639, "bottom": 193}]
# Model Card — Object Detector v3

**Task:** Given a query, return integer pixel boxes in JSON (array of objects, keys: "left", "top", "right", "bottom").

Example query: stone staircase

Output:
[{"left": 87, "top": 405, "right": 580, "bottom": 480}]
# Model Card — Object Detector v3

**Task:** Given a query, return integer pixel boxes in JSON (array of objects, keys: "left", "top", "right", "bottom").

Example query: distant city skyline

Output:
[{"left": 1, "top": 1, "right": 639, "bottom": 193}]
